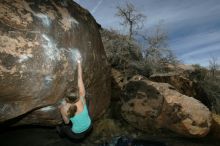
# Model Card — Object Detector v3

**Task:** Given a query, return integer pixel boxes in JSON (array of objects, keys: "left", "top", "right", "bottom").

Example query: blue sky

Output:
[{"left": 74, "top": 0, "right": 220, "bottom": 67}]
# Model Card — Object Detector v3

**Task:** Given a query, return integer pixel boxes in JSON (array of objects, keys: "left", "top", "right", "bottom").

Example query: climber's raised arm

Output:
[{"left": 77, "top": 59, "right": 85, "bottom": 99}]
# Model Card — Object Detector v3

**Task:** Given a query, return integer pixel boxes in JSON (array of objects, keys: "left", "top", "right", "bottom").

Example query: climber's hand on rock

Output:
[
  {"left": 75, "top": 50, "right": 82, "bottom": 63},
  {"left": 77, "top": 56, "right": 82, "bottom": 64},
  {"left": 77, "top": 59, "right": 81, "bottom": 64}
]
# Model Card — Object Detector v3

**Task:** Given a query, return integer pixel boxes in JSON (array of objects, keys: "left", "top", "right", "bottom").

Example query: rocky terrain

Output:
[{"left": 0, "top": 0, "right": 220, "bottom": 146}]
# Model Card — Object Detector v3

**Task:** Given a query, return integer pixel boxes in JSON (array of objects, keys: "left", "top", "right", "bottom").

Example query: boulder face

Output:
[
  {"left": 0, "top": 0, "right": 110, "bottom": 125},
  {"left": 150, "top": 73, "right": 196, "bottom": 97},
  {"left": 121, "top": 76, "right": 164, "bottom": 131},
  {"left": 150, "top": 73, "right": 212, "bottom": 110},
  {"left": 122, "top": 75, "right": 212, "bottom": 137}
]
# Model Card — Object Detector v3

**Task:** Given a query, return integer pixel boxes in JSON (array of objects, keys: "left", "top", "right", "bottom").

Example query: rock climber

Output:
[{"left": 57, "top": 55, "right": 92, "bottom": 140}]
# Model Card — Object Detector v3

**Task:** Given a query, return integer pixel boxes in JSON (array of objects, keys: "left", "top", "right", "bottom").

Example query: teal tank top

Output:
[{"left": 70, "top": 96, "right": 91, "bottom": 133}]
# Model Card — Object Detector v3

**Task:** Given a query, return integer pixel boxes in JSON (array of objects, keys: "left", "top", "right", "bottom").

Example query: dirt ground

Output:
[{"left": 0, "top": 125, "right": 219, "bottom": 146}]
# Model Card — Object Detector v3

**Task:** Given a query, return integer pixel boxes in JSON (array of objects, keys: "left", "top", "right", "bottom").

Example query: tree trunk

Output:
[{"left": 129, "top": 22, "right": 133, "bottom": 40}]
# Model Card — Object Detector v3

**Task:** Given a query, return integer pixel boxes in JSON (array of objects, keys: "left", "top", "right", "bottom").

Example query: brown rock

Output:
[
  {"left": 150, "top": 73, "right": 212, "bottom": 109},
  {"left": 210, "top": 113, "right": 220, "bottom": 139},
  {"left": 150, "top": 73, "right": 195, "bottom": 96},
  {"left": 0, "top": 0, "right": 110, "bottom": 125},
  {"left": 122, "top": 75, "right": 212, "bottom": 137},
  {"left": 111, "top": 68, "right": 127, "bottom": 101},
  {"left": 121, "top": 76, "right": 164, "bottom": 131}
]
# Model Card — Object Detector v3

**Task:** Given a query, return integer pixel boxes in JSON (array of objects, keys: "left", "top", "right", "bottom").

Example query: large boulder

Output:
[
  {"left": 150, "top": 73, "right": 196, "bottom": 97},
  {"left": 122, "top": 76, "right": 164, "bottom": 132},
  {"left": 0, "top": 0, "right": 110, "bottom": 125},
  {"left": 149, "top": 73, "right": 212, "bottom": 109},
  {"left": 122, "top": 75, "right": 212, "bottom": 137}
]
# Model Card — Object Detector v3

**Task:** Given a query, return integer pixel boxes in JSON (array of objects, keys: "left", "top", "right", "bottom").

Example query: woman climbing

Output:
[{"left": 57, "top": 55, "right": 92, "bottom": 140}]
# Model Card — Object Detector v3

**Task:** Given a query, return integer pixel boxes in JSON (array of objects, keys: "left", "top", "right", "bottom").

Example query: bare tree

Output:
[
  {"left": 116, "top": 2, "right": 146, "bottom": 40},
  {"left": 209, "top": 56, "right": 219, "bottom": 78},
  {"left": 142, "top": 23, "right": 178, "bottom": 73},
  {"left": 143, "top": 23, "right": 168, "bottom": 59}
]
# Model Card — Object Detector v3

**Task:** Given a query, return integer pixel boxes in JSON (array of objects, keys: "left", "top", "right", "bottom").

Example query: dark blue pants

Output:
[{"left": 57, "top": 123, "right": 92, "bottom": 141}]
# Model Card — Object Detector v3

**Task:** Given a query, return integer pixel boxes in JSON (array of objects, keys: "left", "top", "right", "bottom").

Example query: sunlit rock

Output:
[
  {"left": 122, "top": 75, "right": 212, "bottom": 137},
  {"left": 150, "top": 73, "right": 212, "bottom": 109},
  {"left": 0, "top": 0, "right": 110, "bottom": 125}
]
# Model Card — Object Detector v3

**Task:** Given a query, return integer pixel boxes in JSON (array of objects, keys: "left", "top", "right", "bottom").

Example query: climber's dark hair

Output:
[
  {"left": 65, "top": 92, "right": 79, "bottom": 103},
  {"left": 67, "top": 105, "right": 77, "bottom": 118},
  {"left": 66, "top": 92, "right": 79, "bottom": 118}
]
